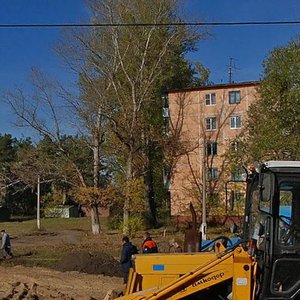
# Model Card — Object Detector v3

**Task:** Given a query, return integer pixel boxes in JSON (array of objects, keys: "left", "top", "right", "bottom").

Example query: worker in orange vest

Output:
[{"left": 142, "top": 232, "right": 158, "bottom": 254}]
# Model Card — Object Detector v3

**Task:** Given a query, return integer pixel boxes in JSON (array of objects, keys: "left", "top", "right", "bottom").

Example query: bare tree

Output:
[{"left": 4, "top": 69, "right": 106, "bottom": 234}]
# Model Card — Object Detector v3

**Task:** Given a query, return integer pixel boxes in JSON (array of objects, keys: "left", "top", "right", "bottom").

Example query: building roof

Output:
[
  {"left": 265, "top": 161, "right": 300, "bottom": 168},
  {"left": 167, "top": 81, "right": 260, "bottom": 94}
]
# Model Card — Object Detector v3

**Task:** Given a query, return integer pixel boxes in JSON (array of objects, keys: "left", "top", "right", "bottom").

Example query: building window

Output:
[
  {"left": 229, "top": 91, "right": 241, "bottom": 104},
  {"left": 206, "top": 117, "right": 217, "bottom": 130},
  {"left": 230, "top": 116, "right": 242, "bottom": 129},
  {"left": 208, "top": 168, "right": 219, "bottom": 180},
  {"left": 205, "top": 93, "right": 216, "bottom": 105},
  {"left": 207, "top": 142, "right": 218, "bottom": 156}
]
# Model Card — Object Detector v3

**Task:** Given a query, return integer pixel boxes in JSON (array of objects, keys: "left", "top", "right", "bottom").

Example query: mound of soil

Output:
[
  {"left": 0, "top": 265, "right": 123, "bottom": 300},
  {"left": 55, "top": 252, "right": 123, "bottom": 277}
]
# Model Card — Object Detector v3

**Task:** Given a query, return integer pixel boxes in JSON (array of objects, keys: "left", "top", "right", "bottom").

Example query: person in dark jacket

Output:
[
  {"left": 120, "top": 236, "right": 136, "bottom": 284},
  {"left": 142, "top": 232, "right": 158, "bottom": 254}
]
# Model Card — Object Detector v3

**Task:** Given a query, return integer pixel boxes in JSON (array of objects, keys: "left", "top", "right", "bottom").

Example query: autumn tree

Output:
[{"left": 236, "top": 38, "right": 300, "bottom": 164}]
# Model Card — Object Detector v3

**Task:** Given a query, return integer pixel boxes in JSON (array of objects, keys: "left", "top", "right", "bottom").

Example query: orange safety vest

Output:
[{"left": 142, "top": 239, "right": 158, "bottom": 253}]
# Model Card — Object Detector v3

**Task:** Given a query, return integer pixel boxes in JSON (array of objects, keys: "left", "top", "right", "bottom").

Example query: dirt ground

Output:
[
  {"left": 0, "top": 218, "right": 194, "bottom": 299},
  {"left": 0, "top": 219, "right": 129, "bottom": 300},
  {"left": 55, "top": 252, "right": 123, "bottom": 277},
  {"left": 0, "top": 265, "right": 123, "bottom": 299}
]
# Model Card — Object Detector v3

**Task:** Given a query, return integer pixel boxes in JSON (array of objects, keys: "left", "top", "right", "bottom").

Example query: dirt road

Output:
[{"left": 0, "top": 265, "right": 123, "bottom": 300}]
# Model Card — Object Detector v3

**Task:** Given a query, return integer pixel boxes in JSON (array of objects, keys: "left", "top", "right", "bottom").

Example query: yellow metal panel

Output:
[
  {"left": 134, "top": 252, "right": 232, "bottom": 275},
  {"left": 136, "top": 250, "right": 235, "bottom": 300},
  {"left": 232, "top": 248, "right": 255, "bottom": 300}
]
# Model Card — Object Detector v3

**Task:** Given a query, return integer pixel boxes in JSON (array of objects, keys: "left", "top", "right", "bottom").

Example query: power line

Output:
[{"left": 0, "top": 20, "right": 300, "bottom": 28}]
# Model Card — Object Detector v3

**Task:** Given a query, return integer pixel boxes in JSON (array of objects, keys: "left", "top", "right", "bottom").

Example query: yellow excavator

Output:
[{"left": 112, "top": 161, "right": 300, "bottom": 300}]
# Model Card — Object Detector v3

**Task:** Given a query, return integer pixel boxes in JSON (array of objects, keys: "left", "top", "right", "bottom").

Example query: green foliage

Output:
[
  {"left": 0, "top": 135, "right": 37, "bottom": 214},
  {"left": 0, "top": 134, "right": 18, "bottom": 166},
  {"left": 207, "top": 193, "right": 223, "bottom": 215},
  {"left": 107, "top": 214, "right": 122, "bottom": 230},
  {"left": 238, "top": 37, "right": 300, "bottom": 163},
  {"left": 119, "top": 214, "right": 145, "bottom": 237},
  {"left": 42, "top": 190, "right": 65, "bottom": 208},
  {"left": 156, "top": 207, "right": 172, "bottom": 226}
]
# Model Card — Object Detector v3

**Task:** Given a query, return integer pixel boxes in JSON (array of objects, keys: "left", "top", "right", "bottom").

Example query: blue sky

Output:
[{"left": 0, "top": 0, "right": 300, "bottom": 137}]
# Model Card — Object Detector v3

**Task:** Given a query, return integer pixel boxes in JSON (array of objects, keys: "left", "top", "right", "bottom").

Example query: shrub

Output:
[
  {"left": 156, "top": 207, "right": 172, "bottom": 226},
  {"left": 120, "top": 214, "right": 145, "bottom": 237},
  {"left": 107, "top": 214, "right": 122, "bottom": 230}
]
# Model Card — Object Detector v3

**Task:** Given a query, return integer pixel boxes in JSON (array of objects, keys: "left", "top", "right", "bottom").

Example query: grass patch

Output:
[
  {"left": 0, "top": 217, "right": 101, "bottom": 238},
  {"left": 0, "top": 216, "right": 125, "bottom": 268}
]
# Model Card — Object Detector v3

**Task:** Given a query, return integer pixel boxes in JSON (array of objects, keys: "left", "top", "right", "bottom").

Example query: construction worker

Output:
[
  {"left": 1, "top": 229, "right": 12, "bottom": 259},
  {"left": 142, "top": 232, "right": 158, "bottom": 254},
  {"left": 120, "top": 236, "right": 137, "bottom": 284}
]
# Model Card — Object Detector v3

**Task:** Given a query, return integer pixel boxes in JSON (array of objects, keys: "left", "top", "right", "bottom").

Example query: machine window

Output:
[
  {"left": 272, "top": 259, "right": 300, "bottom": 293},
  {"left": 278, "top": 181, "right": 300, "bottom": 246}
]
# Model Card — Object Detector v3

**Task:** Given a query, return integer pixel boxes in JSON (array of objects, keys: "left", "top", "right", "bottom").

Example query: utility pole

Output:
[
  {"left": 200, "top": 135, "right": 207, "bottom": 240},
  {"left": 197, "top": 92, "right": 207, "bottom": 240},
  {"left": 37, "top": 175, "right": 41, "bottom": 230}
]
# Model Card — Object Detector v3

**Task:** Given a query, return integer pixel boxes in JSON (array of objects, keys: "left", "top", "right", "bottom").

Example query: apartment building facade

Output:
[{"left": 165, "top": 81, "right": 259, "bottom": 217}]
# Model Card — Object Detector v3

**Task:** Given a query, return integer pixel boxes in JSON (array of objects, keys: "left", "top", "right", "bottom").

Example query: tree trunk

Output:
[
  {"left": 91, "top": 107, "right": 102, "bottom": 235},
  {"left": 91, "top": 204, "right": 100, "bottom": 235},
  {"left": 93, "top": 108, "right": 102, "bottom": 188},
  {"left": 144, "top": 163, "right": 157, "bottom": 227},
  {"left": 123, "top": 151, "right": 133, "bottom": 235},
  {"left": 93, "top": 142, "right": 100, "bottom": 188}
]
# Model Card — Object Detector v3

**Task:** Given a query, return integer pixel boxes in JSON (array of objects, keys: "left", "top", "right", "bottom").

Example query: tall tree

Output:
[
  {"left": 57, "top": 0, "right": 202, "bottom": 232},
  {"left": 236, "top": 38, "right": 300, "bottom": 163}
]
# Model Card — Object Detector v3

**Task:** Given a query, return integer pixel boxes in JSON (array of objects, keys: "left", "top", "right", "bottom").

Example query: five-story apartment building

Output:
[{"left": 165, "top": 81, "right": 259, "bottom": 216}]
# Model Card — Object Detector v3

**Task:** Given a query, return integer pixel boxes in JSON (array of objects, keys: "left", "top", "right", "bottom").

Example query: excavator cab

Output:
[{"left": 243, "top": 161, "right": 300, "bottom": 299}]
